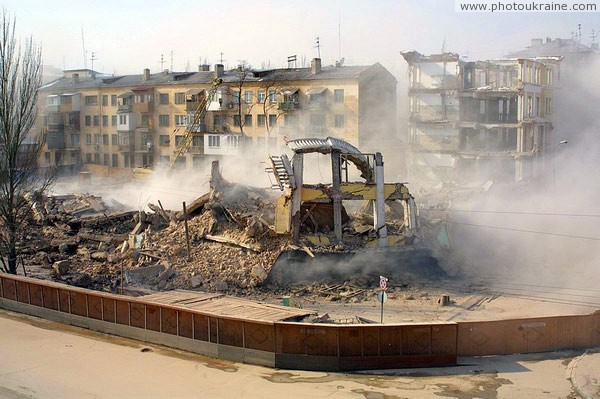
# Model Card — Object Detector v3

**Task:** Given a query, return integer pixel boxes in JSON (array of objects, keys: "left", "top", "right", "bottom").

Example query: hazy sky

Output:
[{"left": 4, "top": 0, "right": 599, "bottom": 77}]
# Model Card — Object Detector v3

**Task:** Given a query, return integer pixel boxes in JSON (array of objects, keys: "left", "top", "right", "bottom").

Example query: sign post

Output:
[{"left": 378, "top": 276, "right": 389, "bottom": 324}]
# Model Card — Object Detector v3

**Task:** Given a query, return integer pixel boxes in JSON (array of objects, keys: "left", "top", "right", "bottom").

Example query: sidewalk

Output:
[{"left": 570, "top": 348, "right": 600, "bottom": 399}]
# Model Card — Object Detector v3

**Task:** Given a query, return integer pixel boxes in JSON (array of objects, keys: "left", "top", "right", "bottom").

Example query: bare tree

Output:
[
  {"left": 229, "top": 61, "right": 258, "bottom": 137},
  {"left": 0, "top": 11, "right": 53, "bottom": 274},
  {"left": 259, "top": 71, "right": 294, "bottom": 154}
]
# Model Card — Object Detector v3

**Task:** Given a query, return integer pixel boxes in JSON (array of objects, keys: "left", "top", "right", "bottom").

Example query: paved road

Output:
[{"left": 0, "top": 309, "right": 597, "bottom": 399}]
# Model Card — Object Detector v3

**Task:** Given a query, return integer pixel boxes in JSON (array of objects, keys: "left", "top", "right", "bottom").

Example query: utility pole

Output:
[{"left": 160, "top": 54, "right": 165, "bottom": 70}]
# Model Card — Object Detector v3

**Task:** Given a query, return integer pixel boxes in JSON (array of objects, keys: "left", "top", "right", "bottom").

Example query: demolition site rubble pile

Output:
[{"left": 20, "top": 164, "right": 291, "bottom": 295}]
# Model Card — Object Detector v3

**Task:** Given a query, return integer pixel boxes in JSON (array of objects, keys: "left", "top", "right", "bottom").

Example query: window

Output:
[
  {"left": 102, "top": 115, "right": 108, "bottom": 126},
  {"left": 479, "top": 100, "right": 486, "bottom": 115},
  {"left": 244, "top": 114, "right": 252, "bottom": 126},
  {"left": 159, "top": 115, "right": 169, "bottom": 126},
  {"left": 175, "top": 115, "right": 186, "bottom": 126},
  {"left": 244, "top": 91, "right": 253, "bottom": 104},
  {"left": 257, "top": 90, "right": 266, "bottom": 103},
  {"left": 268, "top": 90, "right": 276, "bottom": 103},
  {"left": 94, "top": 134, "right": 101, "bottom": 145},
  {"left": 334, "top": 114, "right": 345, "bottom": 128},
  {"left": 85, "top": 116, "right": 91, "bottom": 126},
  {"left": 112, "top": 134, "right": 117, "bottom": 145},
  {"left": 119, "top": 114, "right": 127, "bottom": 125},
  {"left": 112, "top": 154, "right": 118, "bottom": 167},
  {"left": 192, "top": 136, "right": 203, "bottom": 147},
  {"left": 86, "top": 134, "right": 91, "bottom": 145},
  {"left": 334, "top": 89, "right": 344, "bottom": 103},
  {"left": 111, "top": 95, "right": 117, "bottom": 106},
  {"left": 174, "top": 93, "right": 185, "bottom": 104},
  {"left": 310, "top": 114, "right": 326, "bottom": 127},
  {"left": 208, "top": 135, "right": 220, "bottom": 148},
  {"left": 103, "top": 154, "right": 109, "bottom": 166},
  {"left": 257, "top": 114, "right": 266, "bottom": 127},
  {"left": 85, "top": 153, "right": 92, "bottom": 163},
  {"left": 102, "top": 95, "right": 108, "bottom": 106},
  {"left": 94, "top": 153, "right": 100, "bottom": 164},
  {"left": 124, "top": 154, "right": 130, "bottom": 168},
  {"left": 233, "top": 115, "right": 241, "bottom": 126},
  {"left": 284, "top": 114, "right": 298, "bottom": 126},
  {"left": 159, "top": 135, "right": 170, "bottom": 146},
  {"left": 93, "top": 115, "right": 99, "bottom": 126},
  {"left": 232, "top": 91, "right": 240, "bottom": 104},
  {"left": 102, "top": 134, "right": 109, "bottom": 145},
  {"left": 545, "top": 97, "right": 552, "bottom": 115},
  {"left": 141, "top": 114, "right": 150, "bottom": 127},
  {"left": 71, "top": 134, "right": 80, "bottom": 146},
  {"left": 268, "top": 114, "right": 277, "bottom": 127},
  {"left": 85, "top": 96, "right": 98, "bottom": 105},
  {"left": 175, "top": 135, "right": 184, "bottom": 146},
  {"left": 226, "top": 135, "right": 239, "bottom": 148},
  {"left": 111, "top": 115, "right": 117, "bottom": 126},
  {"left": 159, "top": 93, "right": 169, "bottom": 104},
  {"left": 535, "top": 96, "right": 540, "bottom": 117}
]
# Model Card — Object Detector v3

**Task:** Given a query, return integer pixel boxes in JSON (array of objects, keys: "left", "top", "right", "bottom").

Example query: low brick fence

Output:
[{"left": 1, "top": 273, "right": 598, "bottom": 371}]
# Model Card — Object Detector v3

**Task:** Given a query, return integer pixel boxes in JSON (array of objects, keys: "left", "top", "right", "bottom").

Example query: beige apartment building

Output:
[{"left": 37, "top": 59, "right": 396, "bottom": 174}]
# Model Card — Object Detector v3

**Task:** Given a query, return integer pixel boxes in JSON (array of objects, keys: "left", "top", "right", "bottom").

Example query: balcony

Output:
[
  {"left": 186, "top": 102, "right": 202, "bottom": 112},
  {"left": 278, "top": 101, "right": 300, "bottom": 111},
  {"left": 46, "top": 104, "right": 60, "bottom": 113},
  {"left": 135, "top": 143, "right": 154, "bottom": 153},
  {"left": 133, "top": 102, "right": 154, "bottom": 113},
  {"left": 186, "top": 123, "right": 207, "bottom": 133},
  {"left": 308, "top": 101, "right": 328, "bottom": 111},
  {"left": 188, "top": 146, "right": 204, "bottom": 154},
  {"left": 118, "top": 104, "right": 132, "bottom": 113},
  {"left": 47, "top": 132, "right": 66, "bottom": 150},
  {"left": 118, "top": 144, "right": 135, "bottom": 152},
  {"left": 46, "top": 122, "right": 65, "bottom": 132}
]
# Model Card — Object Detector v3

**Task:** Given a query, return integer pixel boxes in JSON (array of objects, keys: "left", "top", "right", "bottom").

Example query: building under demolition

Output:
[{"left": 401, "top": 51, "right": 562, "bottom": 185}]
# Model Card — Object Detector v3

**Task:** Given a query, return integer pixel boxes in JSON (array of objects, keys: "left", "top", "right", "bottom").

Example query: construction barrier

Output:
[{"left": 1, "top": 273, "right": 598, "bottom": 371}]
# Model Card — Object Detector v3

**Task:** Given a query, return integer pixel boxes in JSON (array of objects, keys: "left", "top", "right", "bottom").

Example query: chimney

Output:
[
  {"left": 531, "top": 38, "right": 543, "bottom": 47},
  {"left": 214, "top": 64, "right": 224, "bottom": 78},
  {"left": 72, "top": 73, "right": 79, "bottom": 84},
  {"left": 143, "top": 68, "right": 150, "bottom": 81},
  {"left": 311, "top": 58, "right": 321, "bottom": 75},
  {"left": 546, "top": 37, "right": 552, "bottom": 43},
  {"left": 199, "top": 64, "right": 210, "bottom": 72}
]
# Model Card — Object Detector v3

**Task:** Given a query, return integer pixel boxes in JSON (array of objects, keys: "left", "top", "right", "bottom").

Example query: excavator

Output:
[{"left": 132, "top": 78, "right": 223, "bottom": 180}]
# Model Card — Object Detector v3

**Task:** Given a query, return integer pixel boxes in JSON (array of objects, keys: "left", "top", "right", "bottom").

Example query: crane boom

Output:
[{"left": 169, "top": 78, "right": 223, "bottom": 168}]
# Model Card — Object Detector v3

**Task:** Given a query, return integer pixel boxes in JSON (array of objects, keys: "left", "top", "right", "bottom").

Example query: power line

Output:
[
  {"left": 435, "top": 209, "right": 600, "bottom": 218},
  {"left": 448, "top": 220, "right": 600, "bottom": 241}
]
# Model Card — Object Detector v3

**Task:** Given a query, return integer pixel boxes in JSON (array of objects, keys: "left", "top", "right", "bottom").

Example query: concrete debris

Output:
[{"left": 53, "top": 260, "right": 70, "bottom": 276}]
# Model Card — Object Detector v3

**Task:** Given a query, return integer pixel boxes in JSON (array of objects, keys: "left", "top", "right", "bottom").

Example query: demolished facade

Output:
[{"left": 401, "top": 51, "right": 561, "bottom": 185}]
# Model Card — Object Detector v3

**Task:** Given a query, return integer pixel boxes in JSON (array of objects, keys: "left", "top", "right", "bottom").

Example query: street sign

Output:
[
  {"left": 377, "top": 290, "right": 388, "bottom": 303},
  {"left": 379, "top": 276, "right": 388, "bottom": 290}
]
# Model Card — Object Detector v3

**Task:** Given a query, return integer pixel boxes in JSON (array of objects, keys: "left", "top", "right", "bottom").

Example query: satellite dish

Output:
[{"left": 338, "top": 57, "right": 345, "bottom": 66}]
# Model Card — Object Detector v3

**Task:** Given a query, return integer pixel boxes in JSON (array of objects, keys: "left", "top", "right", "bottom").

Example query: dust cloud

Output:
[{"left": 445, "top": 57, "right": 600, "bottom": 290}]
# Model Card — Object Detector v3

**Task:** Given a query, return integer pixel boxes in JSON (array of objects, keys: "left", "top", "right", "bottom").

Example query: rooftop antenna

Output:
[
  {"left": 338, "top": 11, "right": 341, "bottom": 61},
  {"left": 81, "top": 27, "right": 87, "bottom": 69},
  {"left": 220, "top": 52, "right": 225, "bottom": 63},
  {"left": 159, "top": 54, "right": 165, "bottom": 70},
  {"left": 441, "top": 38, "right": 447, "bottom": 53},
  {"left": 90, "top": 51, "right": 97, "bottom": 72},
  {"left": 314, "top": 36, "right": 321, "bottom": 58},
  {"left": 591, "top": 29, "right": 598, "bottom": 45},
  {"left": 170, "top": 50, "right": 174, "bottom": 71}
]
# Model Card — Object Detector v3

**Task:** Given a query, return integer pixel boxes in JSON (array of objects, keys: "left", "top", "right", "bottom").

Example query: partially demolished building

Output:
[{"left": 401, "top": 51, "right": 561, "bottom": 185}]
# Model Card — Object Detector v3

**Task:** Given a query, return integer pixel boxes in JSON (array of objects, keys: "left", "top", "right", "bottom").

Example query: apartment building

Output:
[
  {"left": 37, "top": 59, "right": 396, "bottom": 173},
  {"left": 401, "top": 51, "right": 561, "bottom": 184}
]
